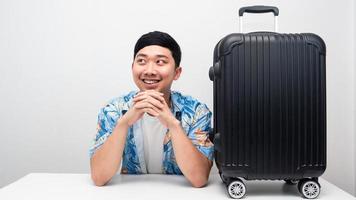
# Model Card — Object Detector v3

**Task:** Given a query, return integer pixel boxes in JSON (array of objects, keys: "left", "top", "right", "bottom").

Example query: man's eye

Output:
[
  {"left": 137, "top": 59, "right": 146, "bottom": 64},
  {"left": 157, "top": 60, "right": 167, "bottom": 65}
]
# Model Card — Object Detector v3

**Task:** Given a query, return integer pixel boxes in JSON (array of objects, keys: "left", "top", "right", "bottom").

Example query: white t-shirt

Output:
[{"left": 140, "top": 113, "right": 167, "bottom": 174}]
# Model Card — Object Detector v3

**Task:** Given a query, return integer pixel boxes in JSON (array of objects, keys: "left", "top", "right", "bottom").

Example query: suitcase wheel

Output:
[
  {"left": 227, "top": 178, "right": 246, "bottom": 199},
  {"left": 298, "top": 178, "right": 321, "bottom": 199}
]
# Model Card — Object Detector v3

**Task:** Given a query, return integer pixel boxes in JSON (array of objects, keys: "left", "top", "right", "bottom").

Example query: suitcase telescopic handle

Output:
[{"left": 239, "top": 5, "right": 279, "bottom": 32}]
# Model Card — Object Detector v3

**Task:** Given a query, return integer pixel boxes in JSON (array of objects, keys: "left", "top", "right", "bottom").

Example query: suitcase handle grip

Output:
[
  {"left": 239, "top": 6, "right": 279, "bottom": 16},
  {"left": 238, "top": 5, "right": 279, "bottom": 32}
]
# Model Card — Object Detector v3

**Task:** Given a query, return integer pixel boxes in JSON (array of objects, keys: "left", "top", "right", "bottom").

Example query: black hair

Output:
[{"left": 134, "top": 31, "right": 181, "bottom": 67}]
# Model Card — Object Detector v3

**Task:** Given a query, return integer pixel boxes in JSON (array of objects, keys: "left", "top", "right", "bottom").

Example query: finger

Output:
[
  {"left": 135, "top": 90, "right": 164, "bottom": 98},
  {"left": 134, "top": 101, "right": 156, "bottom": 109},
  {"left": 134, "top": 91, "right": 150, "bottom": 100},
  {"left": 144, "top": 108, "right": 159, "bottom": 117},
  {"left": 145, "top": 91, "right": 165, "bottom": 103},
  {"left": 145, "top": 90, "right": 164, "bottom": 96},
  {"left": 134, "top": 91, "right": 146, "bottom": 97},
  {"left": 133, "top": 94, "right": 147, "bottom": 103},
  {"left": 134, "top": 100, "right": 164, "bottom": 111},
  {"left": 152, "top": 97, "right": 165, "bottom": 109},
  {"left": 149, "top": 102, "right": 161, "bottom": 114},
  {"left": 143, "top": 96, "right": 164, "bottom": 109},
  {"left": 133, "top": 92, "right": 165, "bottom": 104}
]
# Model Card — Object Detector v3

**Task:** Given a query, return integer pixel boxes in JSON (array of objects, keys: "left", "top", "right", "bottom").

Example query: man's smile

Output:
[{"left": 142, "top": 79, "right": 161, "bottom": 85}]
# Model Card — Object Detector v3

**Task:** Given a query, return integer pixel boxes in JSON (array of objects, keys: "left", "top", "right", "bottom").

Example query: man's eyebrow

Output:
[
  {"left": 136, "top": 53, "right": 148, "bottom": 58},
  {"left": 156, "top": 55, "right": 169, "bottom": 59}
]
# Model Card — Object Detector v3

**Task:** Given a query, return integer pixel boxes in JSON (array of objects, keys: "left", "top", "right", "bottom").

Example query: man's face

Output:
[{"left": 132, "top": 45, "right": 182, "bottom": 94}]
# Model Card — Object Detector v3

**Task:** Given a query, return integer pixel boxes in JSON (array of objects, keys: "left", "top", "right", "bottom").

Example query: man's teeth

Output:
[{"left": 143, "top": 79, "right": 159, "bottom": 84}]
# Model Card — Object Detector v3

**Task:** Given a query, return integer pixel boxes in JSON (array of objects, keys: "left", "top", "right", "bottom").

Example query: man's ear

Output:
[{"left": 173, "top": 67, "right": 182, "bottom": 80}]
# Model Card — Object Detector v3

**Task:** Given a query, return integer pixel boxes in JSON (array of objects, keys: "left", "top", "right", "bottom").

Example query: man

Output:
[{"left": 89, "top": 31, "right": 213, "bottom": 188}]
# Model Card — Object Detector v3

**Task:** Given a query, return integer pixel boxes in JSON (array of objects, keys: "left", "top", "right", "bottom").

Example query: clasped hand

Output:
[{"left": 122, "top": 90, "right": 179, "bottom": 129}]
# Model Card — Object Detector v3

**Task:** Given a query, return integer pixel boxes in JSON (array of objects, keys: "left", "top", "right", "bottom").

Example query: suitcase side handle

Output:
[
  {"left": 238, "top": 5, "right": 279, "bottom": 32},
  {"left": 209, "top": 61, "right": 221, "bottom": 81}
]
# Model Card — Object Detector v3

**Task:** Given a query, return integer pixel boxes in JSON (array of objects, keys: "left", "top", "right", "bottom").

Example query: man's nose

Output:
[{"left": 144, "top": 62, "right": 157, "bottom": 75}]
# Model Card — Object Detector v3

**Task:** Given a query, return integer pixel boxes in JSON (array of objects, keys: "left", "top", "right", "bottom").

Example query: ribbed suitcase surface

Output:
[{"left": 211, "top": 32, "right": 326, "bottom": 180}]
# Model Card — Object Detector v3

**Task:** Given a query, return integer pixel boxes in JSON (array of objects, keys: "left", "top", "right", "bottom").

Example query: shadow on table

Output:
[{"left": 106, "top": 174, "right": 192, "bottom": 188}]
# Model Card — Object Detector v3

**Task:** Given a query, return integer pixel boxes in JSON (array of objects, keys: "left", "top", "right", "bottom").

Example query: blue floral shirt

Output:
[{"left": 89, "top": 91, "right": 213, "bottom": 175}]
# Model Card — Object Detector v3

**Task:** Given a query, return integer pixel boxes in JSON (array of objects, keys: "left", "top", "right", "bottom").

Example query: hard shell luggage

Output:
[{"left": 209, "top": 6, "right": 326, "bottom": 199}]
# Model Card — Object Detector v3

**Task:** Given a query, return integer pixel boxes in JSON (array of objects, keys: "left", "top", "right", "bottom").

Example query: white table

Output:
[{"left": 0, "top": 173, "right": 354, "bottom": 199}]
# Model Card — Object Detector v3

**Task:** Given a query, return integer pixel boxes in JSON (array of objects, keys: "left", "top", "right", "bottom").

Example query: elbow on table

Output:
[
  {"left": 189, "top": 174, "right": 209, "bottom": 188},
  {"left": 91, "top": 172, "right": 109, "bottom": 187}
]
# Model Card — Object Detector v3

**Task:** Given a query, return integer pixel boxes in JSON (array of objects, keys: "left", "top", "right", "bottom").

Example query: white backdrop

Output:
[
  {"left": 354, "top": 0, "right": 356, "bottom": 195},
  {"left": 0, "top": 0, "right": 355, "bottom": 197}
]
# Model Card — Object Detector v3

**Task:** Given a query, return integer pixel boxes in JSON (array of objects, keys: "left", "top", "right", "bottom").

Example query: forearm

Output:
[
  {"left": 169, "top": 121, "right": 212, "bottom": 187},
  {"left": 90, "top": 118, "right": 129, "bottom": 186}
]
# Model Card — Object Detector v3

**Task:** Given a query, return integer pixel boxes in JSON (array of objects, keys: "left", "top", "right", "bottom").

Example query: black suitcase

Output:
[{"left": 209, "top": 6, "right": 326, "bottom": 199}]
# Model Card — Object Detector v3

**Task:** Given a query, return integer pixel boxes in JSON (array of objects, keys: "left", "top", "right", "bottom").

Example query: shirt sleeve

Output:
[
  {"left": 89, "top": 102, "right": 121, "bottom": 158},
  {"left": 188, "top": 103, "right": 214, "bottom": 161}
]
